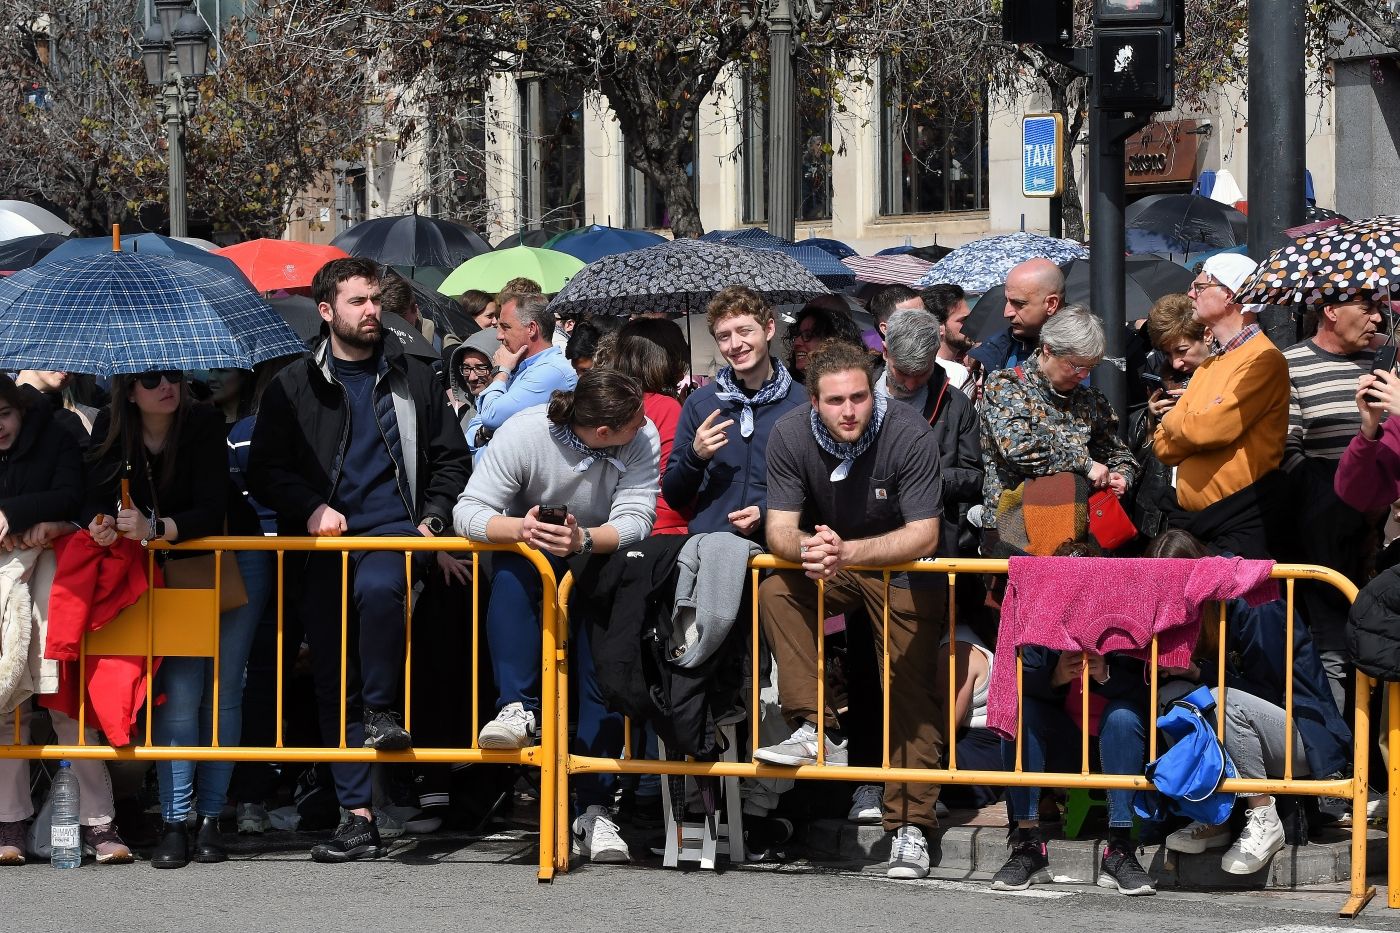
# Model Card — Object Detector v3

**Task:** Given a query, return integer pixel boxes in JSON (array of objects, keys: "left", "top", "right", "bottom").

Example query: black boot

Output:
[
  {"left": 193, "top": 816, "right": 228, "bottom": 864},
  {"left": 150, "top": 821, "right": 189, "bottom": 869}
]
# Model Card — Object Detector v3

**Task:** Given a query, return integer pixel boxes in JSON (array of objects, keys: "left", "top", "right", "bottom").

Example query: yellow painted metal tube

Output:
[
  {"left": 946, "top": 573, "right": 958, "bottom": 772},
  {"left": 0, "top": 744, "right": 537, "bottom": 764},
  {"left": 542, "top": 561, "right": 566, "bottom": 881}
]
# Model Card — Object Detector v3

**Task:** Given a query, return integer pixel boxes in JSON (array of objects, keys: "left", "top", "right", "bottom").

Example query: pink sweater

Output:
[
  {"left": 986, "top": 556, "right": 1278, "bottom": 739},
  {"left": 1334, "top": 418, "right": 1400, "bottom": 514}
]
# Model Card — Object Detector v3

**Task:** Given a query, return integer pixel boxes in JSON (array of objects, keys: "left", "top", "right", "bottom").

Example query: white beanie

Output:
[{"left": 1202, "top": 253, "right": 1259, "bottom": 295}]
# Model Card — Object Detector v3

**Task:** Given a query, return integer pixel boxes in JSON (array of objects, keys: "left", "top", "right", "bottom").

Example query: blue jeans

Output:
[
  {"left": 1001, "top": 694, "right": 1147, "bottom": 829},
  {"left": 488, "top": 551, "right": 622, "bottom": 811},
  {"left": 153, "top": 551, "right": 275, "bottom": 822}
]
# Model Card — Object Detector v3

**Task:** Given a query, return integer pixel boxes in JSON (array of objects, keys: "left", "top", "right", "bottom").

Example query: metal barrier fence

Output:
[
  {"left": 0, "top": 536, "right": 565, "bottom": 882},
  {"left": 561, "top": 556, "right": 1375, "bottom": 916}
]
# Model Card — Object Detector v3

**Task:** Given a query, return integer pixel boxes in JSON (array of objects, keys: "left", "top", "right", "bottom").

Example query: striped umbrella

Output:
[{"left": 842, "top": 254, "right": 935, "bottom": 287}]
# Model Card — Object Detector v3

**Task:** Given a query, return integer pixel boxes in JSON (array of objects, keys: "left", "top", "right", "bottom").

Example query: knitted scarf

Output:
[
  {"left": 808, "top": 390, "right": 888, "bottom": 482},
  {"left": 548, "top": 421, "right": 627, "bottom": 474},
  {"left": 711, "top": 358, "right": 793, "bottom": 438}
]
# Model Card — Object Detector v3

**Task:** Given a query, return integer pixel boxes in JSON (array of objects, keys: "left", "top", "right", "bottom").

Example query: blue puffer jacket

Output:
[
  {"left": 661, "top": 378, "right": 806, "bottom": 537},
  {"left": 968, "top": 328, "right": 1037, "bottom": 375}
]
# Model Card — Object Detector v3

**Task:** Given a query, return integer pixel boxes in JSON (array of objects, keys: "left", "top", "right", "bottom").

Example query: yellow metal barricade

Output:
[
  {"left": 561, "top": 556, "right": 1374, "bottom": 914},
  {"left": 0, "top": 536, "right": 565, "bottom": 883}
]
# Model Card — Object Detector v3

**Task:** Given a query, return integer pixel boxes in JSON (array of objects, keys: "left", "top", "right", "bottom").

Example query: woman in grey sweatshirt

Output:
[{"left": 453, "top": 369, "right": 659, "bottom": 864}]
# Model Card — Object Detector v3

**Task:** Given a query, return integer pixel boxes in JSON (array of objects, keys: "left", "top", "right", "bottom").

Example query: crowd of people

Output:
[{"left": 0, "top": 250, "right": 1393, "bottom": 898}]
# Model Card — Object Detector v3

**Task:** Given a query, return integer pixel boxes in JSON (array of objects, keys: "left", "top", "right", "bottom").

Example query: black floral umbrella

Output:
[
  {"left": 1235, "top": 215, "right": 1400, "bottom": 306},
  {"left": 547, "top": 238, "right": 829, "bottom": 317}
]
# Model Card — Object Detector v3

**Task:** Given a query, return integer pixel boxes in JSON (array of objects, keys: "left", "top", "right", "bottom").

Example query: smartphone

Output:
[
  {"left": 1140, "top": 372, "right": 1164, "bottom": 391},
  {"left": 537, "top": 504, "right": 569, "bottom": 526},
  {"left": 1376, "top": 344, "right": 1398, "bottom": 376}
]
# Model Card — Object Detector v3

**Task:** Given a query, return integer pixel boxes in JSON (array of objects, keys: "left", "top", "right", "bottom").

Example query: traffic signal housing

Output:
[{"left": 1093, "top": 0, "right": 1177, "bottom": 112}]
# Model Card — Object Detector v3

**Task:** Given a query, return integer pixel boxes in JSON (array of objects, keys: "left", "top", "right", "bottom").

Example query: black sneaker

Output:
[
  {"left": 310, "top": 813, "right": 387, "bottom": 863},
  {"left": 363, "top": 708, "right": 411, "bottom": 751},
  {"left": 991, "top": 831, "right": 1051, "bottom": 891},
  {"left": 1097, "top": 841, "right": 1156, "bottom": 896}
]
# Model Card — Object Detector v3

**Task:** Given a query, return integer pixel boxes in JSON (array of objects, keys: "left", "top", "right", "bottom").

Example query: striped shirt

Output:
[{"left": 1283, "top": 339, "right": 1373, "bottom": 470}]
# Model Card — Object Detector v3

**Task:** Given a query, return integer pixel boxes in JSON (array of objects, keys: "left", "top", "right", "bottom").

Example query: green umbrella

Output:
[{"left": 436, "top": 246, "right": 584, "bottom": 297}]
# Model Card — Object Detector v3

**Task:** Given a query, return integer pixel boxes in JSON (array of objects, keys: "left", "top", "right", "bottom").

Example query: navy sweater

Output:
[{"left": 331, "top": 355, "right": 411, "bottom": 533}]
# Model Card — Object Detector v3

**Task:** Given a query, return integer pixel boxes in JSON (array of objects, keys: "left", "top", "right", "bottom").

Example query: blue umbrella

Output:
[
  {"left": 753, "top": 243, "right": 855, "bottom": 288},
  {"left": 546, "top": 224, "right": 666, "bottom": 263},
  {"left": 700, "top": 228, "right": 790, "bottom": 249},
  {"left": 0, "top": 251, "right": 306, "bottom": 375},
  {"left": 912, "top": 232, "right": 1089, "bottom": 293},
  {"left": 38, "top": 233, "right": 250, "bottom": 285},
  {"left": 798, "top": 236, "right": 858, "bottom": 260}
]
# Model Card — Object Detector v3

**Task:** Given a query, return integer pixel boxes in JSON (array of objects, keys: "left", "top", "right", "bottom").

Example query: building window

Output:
[
  {"left": 741, "top": 63, "right": 832, "bottom": 225},
  {"left": 879, "top": 59, "right": 988, "bottom": 216},
  {"left": 624, "top": 138, "right": 696, "bottom": 230},
  {"left": 519, "top": 77, "right": 586, "bottom": 230}
]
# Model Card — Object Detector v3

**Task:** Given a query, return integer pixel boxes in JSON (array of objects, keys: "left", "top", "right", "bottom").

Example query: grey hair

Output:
[
  {"left": 883, "top": 308, "right": 942, "bottom": 374},
  {"left": 1039, "top": 305, "right": 1105, "bottom": 361},
  {"left": 507, "top": 292, "right": 555, "bottom": 341}
]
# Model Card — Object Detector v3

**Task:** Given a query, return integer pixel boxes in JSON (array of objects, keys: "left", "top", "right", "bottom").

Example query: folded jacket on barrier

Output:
[
  {"left": 669, "top": 532, "right": 762, "bottom": 669},
  {"left": 579, "top": 533, "right": 750, "bottom": 760},
  {"left": 40, "top": 532, "right": 152, "bottom": 746},
  {"left": 986, "top": 555, "right": 1278, "bottom": 739},
  {"left": 0, "top": 547, "right": 58, "bottom": 714}
]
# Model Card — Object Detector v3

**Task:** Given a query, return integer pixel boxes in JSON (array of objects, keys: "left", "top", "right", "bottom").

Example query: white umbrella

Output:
[
  {"left": 171, "top": 236, "right": 220, "bottom": 251},
  {"left": 0, "top": 200, "right": 75, "bottom": 240}
]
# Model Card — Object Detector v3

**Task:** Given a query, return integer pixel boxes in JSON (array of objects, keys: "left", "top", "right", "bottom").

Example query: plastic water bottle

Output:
[{"left": 50, "top": 761, "right": 82, "bottom": 869}]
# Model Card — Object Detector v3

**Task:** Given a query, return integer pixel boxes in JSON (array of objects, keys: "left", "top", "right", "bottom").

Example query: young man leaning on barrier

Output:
[
  {"left": 754, "top": 339, "right": 948, "bottom": 880},
  {"left": 249, "top": 257, "right": 471, "bottom": 863}
]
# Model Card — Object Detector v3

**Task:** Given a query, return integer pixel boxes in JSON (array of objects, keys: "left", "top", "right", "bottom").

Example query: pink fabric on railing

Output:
[{"left": 986, "top": 555, "right": 1277, "bottom": 739}]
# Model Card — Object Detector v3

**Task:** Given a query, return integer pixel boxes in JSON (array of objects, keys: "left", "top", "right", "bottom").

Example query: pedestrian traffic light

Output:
[
  {"left": 1002, "top": 0, "right": 1074, "bottom": 46},
  {"left": 1093, "top": 0, "right": 1176, "bottom": 112}
]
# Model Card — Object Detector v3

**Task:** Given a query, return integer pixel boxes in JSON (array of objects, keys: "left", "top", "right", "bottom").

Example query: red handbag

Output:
[{"left": 1087, "top": 488, "right": 1137, "bottom": 550}]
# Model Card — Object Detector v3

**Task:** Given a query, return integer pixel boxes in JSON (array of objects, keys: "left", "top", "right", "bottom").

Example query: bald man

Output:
[{"left": 967, "top": 258, "right": 1065, "bottom": 376}]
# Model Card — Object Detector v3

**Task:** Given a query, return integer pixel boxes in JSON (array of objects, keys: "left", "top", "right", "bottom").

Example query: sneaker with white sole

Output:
[
  {"left": 886, "top": 825, "right": 930, "bottom": 879},
  {"left": 237, "top": 802, "right": 271, "bottom": 835},
  {"left": 1221, "top": 799, "right": 1285, "bottom": 875},
  {"left": 753, "top": 721, "right": 848, "bottom": 766},
  {"left": 848, "top": 784, "right": 883, "bottom": 823},
  {"left": 1097, "top": 841, "right": 1156, "bottom": 896},
  {"left": 478, "top": 702, "right": 537, "bottom": 750},
  {"left": 571, "top": 805, "right": 630, "bottom": 864},
  {"left": 1164, "top": 819, "right": 1231, "bottom": 854}
]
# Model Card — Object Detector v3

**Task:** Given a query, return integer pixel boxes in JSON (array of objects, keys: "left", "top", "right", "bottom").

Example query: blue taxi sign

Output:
[{"left": 1023, "top": 113, "right": 1064, "bottom": 198}]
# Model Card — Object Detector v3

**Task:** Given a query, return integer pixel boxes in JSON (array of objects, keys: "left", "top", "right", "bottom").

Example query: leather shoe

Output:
[
  {"left": 193, "top": 816, "right": 228, "bottom": 864},
  {"left": 151, "top": 821, "right": 189, "bottom": 869}
]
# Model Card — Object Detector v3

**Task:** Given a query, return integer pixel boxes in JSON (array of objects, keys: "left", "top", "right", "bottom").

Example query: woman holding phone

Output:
[{"left": 454, "top": 369, "right": 659, "bottom": 864}]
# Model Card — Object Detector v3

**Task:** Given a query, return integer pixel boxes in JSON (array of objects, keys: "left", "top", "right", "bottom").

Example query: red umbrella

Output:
[{"left": 214, "top": 239, "right": 349, "bottom": 293}]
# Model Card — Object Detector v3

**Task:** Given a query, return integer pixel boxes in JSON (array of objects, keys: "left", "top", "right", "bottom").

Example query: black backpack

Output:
[{"left": 1347, "top": 566, "right": 1400, "bottom": 681}]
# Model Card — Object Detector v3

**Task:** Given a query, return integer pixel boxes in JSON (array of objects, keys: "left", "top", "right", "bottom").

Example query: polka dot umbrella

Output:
[{"left": 1235, "top": 215, "right": 1400, "bottom": 307}]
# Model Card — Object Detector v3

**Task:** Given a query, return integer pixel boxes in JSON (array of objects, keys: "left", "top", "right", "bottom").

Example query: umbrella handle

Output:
[
  {"left": 120, "top": 477, "right": 132, "bottom": 511},
  {"left": 112, "top": 224, "right": 121, "bottom": 253}
]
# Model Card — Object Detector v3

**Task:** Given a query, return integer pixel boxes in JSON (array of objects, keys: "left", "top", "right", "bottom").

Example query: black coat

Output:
[
  {"left": 917, "top": 366, "right": 982, "bottom": 556},
  {"left": 83, "top": 403, "right": 227, "bottom": 541},
  {"left": 0, "top": 390, "right": 84, "bottom": 533},
  {"left": 248, "top": 335, "right": 470, "bottom": 535}
]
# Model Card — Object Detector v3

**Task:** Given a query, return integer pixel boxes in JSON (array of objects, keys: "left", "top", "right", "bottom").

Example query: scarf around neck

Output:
[
  {"left": 549, "top": 421, "right": 627, "bottom": 474},
  {"left": 712, "top": 358, "right": 792, "bottom": 438},
  {"left": 809, "top": 389, "right": 888, "bottom": 482}
]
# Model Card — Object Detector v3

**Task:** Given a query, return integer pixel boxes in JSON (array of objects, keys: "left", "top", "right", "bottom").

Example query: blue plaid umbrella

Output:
[
  {"left": 912, "top": 232, "right": 1089, "bottom": 293},
  {"left": 0, "top": 251, "right": 306, "bottom": 375}
]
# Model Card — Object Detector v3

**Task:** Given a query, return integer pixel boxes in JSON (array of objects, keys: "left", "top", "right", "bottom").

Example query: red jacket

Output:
[{"left": 39, "top": 532, "right": 153, "bottom": 746}]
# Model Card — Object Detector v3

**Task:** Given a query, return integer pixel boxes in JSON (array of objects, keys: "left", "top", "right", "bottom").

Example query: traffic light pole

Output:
[{"left": 1246, "top": 0, "right": 1306, "bottom": 260}]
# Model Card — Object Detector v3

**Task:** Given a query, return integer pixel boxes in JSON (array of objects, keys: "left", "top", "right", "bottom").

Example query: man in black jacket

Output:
[{"left": 248, "top": 257, "right": 470, "bottom": 863}]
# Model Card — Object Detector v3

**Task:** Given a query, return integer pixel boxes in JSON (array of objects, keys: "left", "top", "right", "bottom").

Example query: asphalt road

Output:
[{"left": 6, "top": 829, "right": 1400, "bottom": 933}]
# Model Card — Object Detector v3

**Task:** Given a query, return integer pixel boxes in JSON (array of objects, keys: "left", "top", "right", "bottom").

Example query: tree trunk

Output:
[{"left": 1049, "top": 77, "right": 1087, "bottom": 242}]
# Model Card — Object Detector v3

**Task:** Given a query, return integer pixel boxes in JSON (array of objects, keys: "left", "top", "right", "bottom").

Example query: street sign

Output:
[{"left": 1023, "top": 113, "right": 1063, "bottom": 198}]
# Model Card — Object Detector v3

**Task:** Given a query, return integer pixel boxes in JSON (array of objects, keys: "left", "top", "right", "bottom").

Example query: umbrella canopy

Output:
[
  {"left": 172, "top": 236, "right": 220, "bottom": 251},
  {"left": 215, "top": 239, "right": 350, "bottom": 292},
  {"left": 495, "top": 228, "right": 564, "bottom": 250},
  {"left": 875, "top": 243, "right": 955, "bottom": 263},
  {"left": 0, "top": 233, "right": 71, "bottom": 272},
  {"left": 331, "top": 214, "right": 492, "bottom": 268},
  {"left": 39, "top": 233, "right": 250, "bottom": 284},
  {"left": 752, "top": 243, "right": 855, "bottom": 288},
  {"left": 548, "top": 238, "right": 828, "bottom": 317},
  {"left": 268, "top": 294, "right": 439, "bottom": 360},
  {"left": 700, "top": 228, "right": 788, "bottom": 248},
  {"left": 842, "top": 254, "right": 935, "bottom": 287},
  {"left": 967, "top": 255, "right": 1194, "bottom": 342},
  {"left": 1125, "top": 194, "right": 1248, "bottom": 254},
  {"left": 545, "top": 224, "right": 667, "bottom": 263},
  {"left": 912, "top": 232, "right": 1089, "bottom": 293},
  {"left": 437, "top": 246, "right": 585, "bottom": 297},
  {"left": 1236, "top": 215, "right": 1400, "bottom": 306},
  {"left": 0, "top": 200, "right": 75, "bottom": 240},
  {"left": 0, "top": 251, "right": 305, "bottom": 375},
  {"left": 797, "top": 237, "right": 858, "bottom": 260}
]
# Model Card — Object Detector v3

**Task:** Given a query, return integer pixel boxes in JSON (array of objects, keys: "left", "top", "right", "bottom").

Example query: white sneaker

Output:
[
  {"left": 478, "top": 702, "right": 537, "bottom": 750},
  {"left": 1369, "top": 789, "right": 1388, "bottom": 824},
  {"left": 571, "top": 805, "right": 630, "bottom": 864},
  {"left": 1221, "top": 799, "right": 1285, "bottom": 875},
  {"left": 1164, "top": 820, "right": 1231, "bottom": 854},
  {"left": 848, "top": 784, "right": 883, "bottom": 824},
  {"left": 753, "top": 721, "right": 848, "bottom": 766},
  {"left": 236, "top": 802, "right": 270, "bottom": 835},
  {"left": 886, "top": 825, "right": 930, "bottom": 879}
]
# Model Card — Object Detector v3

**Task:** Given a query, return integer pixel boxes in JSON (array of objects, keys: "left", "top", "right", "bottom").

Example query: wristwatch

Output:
[
  {"left": 574, "top": 526, "right": 594, "bottom": 556},
  {"left": 422, "top": 515, "right": 446, "bottom": 535},
  {"left": 141, "top": 517, "right": 166, "bottom": 547}
]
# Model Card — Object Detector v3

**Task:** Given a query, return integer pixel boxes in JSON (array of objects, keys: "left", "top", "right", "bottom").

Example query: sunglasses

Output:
[{"left": 136, "top": 370, "right": 184, "bottom": 390}]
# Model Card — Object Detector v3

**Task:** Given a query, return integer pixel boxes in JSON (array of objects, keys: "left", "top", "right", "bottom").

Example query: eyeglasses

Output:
[
  {"left": 461, "top": 363, "right": 493, "bottom": 376},
  {"left": 136, "top": 370, "right": 184, "bottom": 390},
  {"left": 794, "top": 329, "right": 820, "bottom": 342},
  {"left": 1187, "top": 280, "right": 1228, "bottom": 297}
]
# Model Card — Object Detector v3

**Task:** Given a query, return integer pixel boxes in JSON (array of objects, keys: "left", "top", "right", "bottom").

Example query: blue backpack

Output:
[{"left": 1135, "top": 685, "right": 1238, "bottom": 825}]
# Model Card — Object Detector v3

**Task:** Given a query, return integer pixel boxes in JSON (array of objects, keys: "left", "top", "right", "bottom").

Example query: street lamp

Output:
[{"left": 138, "top": 0, "right": 212, "bottom": 238}]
